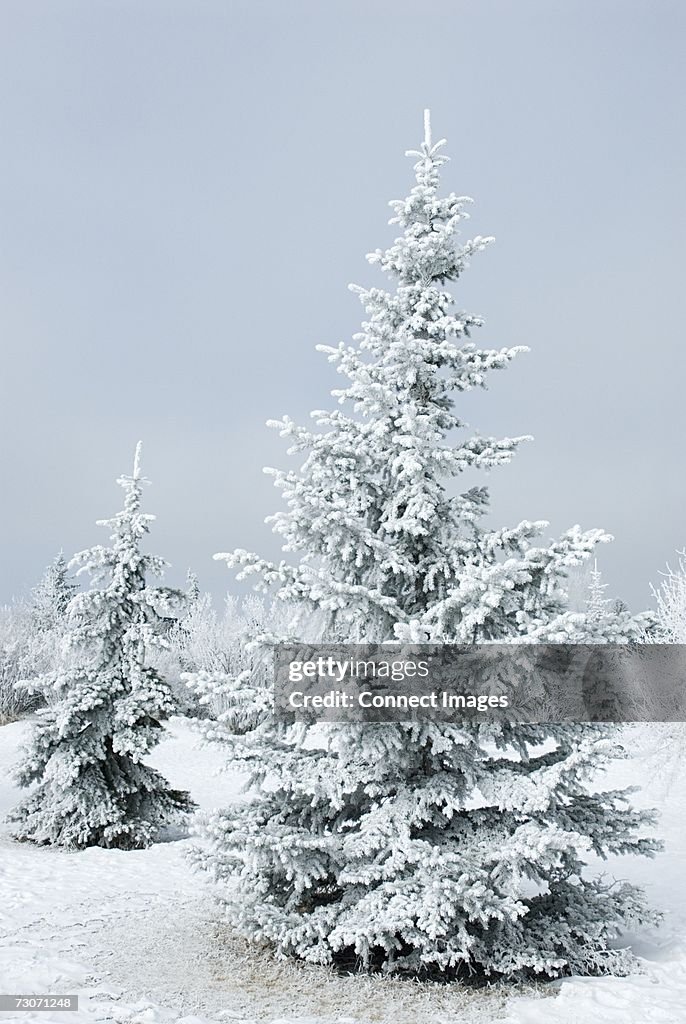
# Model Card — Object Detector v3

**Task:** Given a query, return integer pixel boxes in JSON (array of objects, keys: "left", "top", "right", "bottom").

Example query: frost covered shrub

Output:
[
  {"left": 0, "top": 556, "right": 80, "bottom": 724},
  {"left": 148, "top": 589, "right": 307, "bottom": 719},
  {"left": 0, "top": 603, "right": 40, "bottom": 724},
  {"left": 651, "top": 550, "right": 686, "bottom": 641},
  {"left": 625, "top": 552, "right": 686, "bottom": 795},
  {"left": 181, "top": 593, "right": 321, "bottom": 718},
  {"left": 147, "top": 638, "right": 195, "bottom": 717},
  {"left": 0, "top": 645, "right": 33, "bottom": 724},
  {"left": 171, "top": 593, "right": 260, "bottom": 718},
  {"left": 176, "top": 593, "right": 250, "bottom": 675}
]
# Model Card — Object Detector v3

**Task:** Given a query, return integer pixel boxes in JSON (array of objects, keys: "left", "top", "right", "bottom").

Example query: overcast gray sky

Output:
[{"left": 0, "top": 0, "right": 684, "bottom": 611}]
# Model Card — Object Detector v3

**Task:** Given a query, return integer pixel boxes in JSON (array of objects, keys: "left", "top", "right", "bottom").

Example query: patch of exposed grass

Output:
[{"left": 207, "top": 919, "right": 555, "bottom": 1024}]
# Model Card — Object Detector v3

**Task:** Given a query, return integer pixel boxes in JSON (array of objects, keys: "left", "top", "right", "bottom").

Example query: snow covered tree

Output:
[
  {"left": 0, "top": 555, "right": 80, "bottom": 722},
  {"left": 194, "top": 113, "right": 659, "bottom": 979},
  {"left": 0, "top": 601, "right": 43, "bottom": 723},
  {"left": 186, "top": 569, "right": 201, "bottom": 605},
  {"left": 651, "top": 549, "right": 686, "bottom": 641},
  {"left": 10, "top": 444, "right": 194, "bottom": 849},
  {"left": 17, "top": 552, "right": 81, "bottom": 694},
  {"left": 586, "top": 559, "right": 609, "bottom": 623},
  {"left": 31, "top": 552, "right": 78, "bottom": 632},
  {"left": 626, "top": 550, "right": 686, "bottom": 795}
]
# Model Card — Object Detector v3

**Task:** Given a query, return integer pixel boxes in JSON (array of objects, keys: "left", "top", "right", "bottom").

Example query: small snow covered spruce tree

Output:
[
  {"left": 10, "top": 444, "right": 194, "bottom": 849},
  {"left": 186, "top": 569, "right": 201, "bottom": 605},
  {"left": 31, "top": 552, "right": 78, "bottom": 632},
  {"left": 195, "top": 114, "right": 659, "bottom": 979},
  {"left": 586, "top": 559, "right": 610, "bottom": 624}
]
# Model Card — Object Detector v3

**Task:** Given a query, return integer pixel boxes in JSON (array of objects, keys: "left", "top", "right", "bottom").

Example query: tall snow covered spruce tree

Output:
[
  {"left": 10, "top": 444, "right": 194, "bottom": 849},
  {"left": 193, "top": 113, "right": 659, "bottom": 979}
]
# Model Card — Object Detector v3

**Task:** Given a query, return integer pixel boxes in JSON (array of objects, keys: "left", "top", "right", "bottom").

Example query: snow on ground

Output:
[{"left": 0, "top": 718, "right": 684, "bottom": 1024}]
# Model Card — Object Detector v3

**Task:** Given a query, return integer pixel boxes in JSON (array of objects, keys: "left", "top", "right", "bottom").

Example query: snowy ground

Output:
[{"left": 1, "top": 719, "right": 685, "bottom": 1024}]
